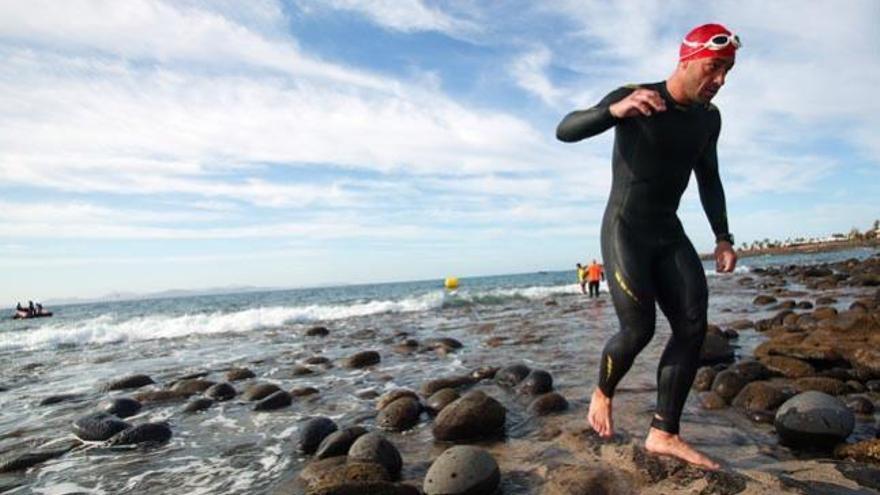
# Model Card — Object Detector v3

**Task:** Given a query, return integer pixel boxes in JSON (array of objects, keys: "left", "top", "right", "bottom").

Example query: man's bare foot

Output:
[
  {"left": 644, "top": 427, "right": 720, "bottom": 470},
  {"left": 587, "top": 388, "right": 614, "bottom": 438}
]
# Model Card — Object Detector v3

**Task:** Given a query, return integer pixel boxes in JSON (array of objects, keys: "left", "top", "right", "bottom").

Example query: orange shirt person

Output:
[{"left": 586, "top": 260, "right": 604, "bottom": 298}]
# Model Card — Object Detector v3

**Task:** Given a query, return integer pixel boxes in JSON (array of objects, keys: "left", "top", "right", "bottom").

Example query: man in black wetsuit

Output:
[{"left": 556, "top": 23, "right": 740, "bottom": 469}]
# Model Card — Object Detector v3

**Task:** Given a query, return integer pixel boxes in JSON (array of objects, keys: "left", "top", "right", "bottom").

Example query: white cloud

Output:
[
  {"left": 297, "top": 0, "right": 479, "bottom": 36},
  {"left": 511, "top": 46, "right": 565, "bottom": 107}
]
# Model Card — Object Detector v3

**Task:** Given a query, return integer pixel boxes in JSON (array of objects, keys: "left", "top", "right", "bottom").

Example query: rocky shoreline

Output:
[{"left": 1, "top": 253, "right": 879, "bottom": 494}]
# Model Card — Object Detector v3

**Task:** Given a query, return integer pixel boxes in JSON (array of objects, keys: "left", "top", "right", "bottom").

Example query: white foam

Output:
[
  {"left": 0, "top": 292, "right": 447, "bottom": 352},
  {"left": 706, "top": 265, "right": 750, "bottom": 277}
]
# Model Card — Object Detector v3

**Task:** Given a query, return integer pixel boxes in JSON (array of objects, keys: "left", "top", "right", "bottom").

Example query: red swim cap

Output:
[{"left": 679, "top": 23, "right": 739, "bottom": 62}]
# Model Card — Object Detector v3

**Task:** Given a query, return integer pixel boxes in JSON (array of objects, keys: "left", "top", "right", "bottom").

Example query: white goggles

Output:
[{"left": 682, "top": 33, "right": 742, "bottom": 51}]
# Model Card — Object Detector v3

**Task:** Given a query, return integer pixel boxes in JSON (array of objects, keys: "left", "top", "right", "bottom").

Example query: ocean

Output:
[{"left": 0, "top": 246, "right": 877, "bottom": 494}]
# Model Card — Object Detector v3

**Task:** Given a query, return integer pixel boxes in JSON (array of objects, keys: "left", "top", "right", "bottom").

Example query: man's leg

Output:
[
  {"left": 589, "top": 227, "right": 656, "bottom": 437},
  {"left": 645, "top": 239, "right": 718, "bottom": 469}
]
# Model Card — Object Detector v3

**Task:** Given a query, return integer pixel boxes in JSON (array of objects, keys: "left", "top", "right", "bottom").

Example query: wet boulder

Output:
[
  {"left": 99, "top": 397, "right": 142, "bottom": 418},
  {"left": 102, "top": 374, "right": 155, "bottom": 391},
  {"left": 108, "top": 422, "right": 172, "bottom": 445},
  {"left": 494, "top": 364, "right": 531, "bottom": 388},
  {"left": 170, "top": 378, "right": 216, "bottom": 395},
  {"left": 131, "top": 389, "right": 189, "bottom": 404},
  {"left": 732, "top": 381, "right": 790, "bottom": 412},
  {"left": 732, "top": 360, "right": 771, "bottom": 382},
  {"left": 306, "top": 326, "right": 330, "bottom": 337},
  {"left": 753, "top": 295, "right": 777, "bottom": 306},
  {"left": 698, "top": 391, "right": 727, "bottom": 410},
  {"left": 298, "top": 417, "right": 339, "bottom": 454},
  {"left": 432, "top": 391, "right": 505, "bottom": 442},
  {"left": 426, "top": 389, "right": 459, "bottom": 415},
  {"left": 348, "top": 432, "right": 402, "bottom": 477},
  {"left": 699, "top": 332, "right": 734, "bottom": 364},
  {"left": 528, "top": 392, "right": 569, "bottom": 416},
  {"left": 345, "top": 351, "right": 381, "bottom": 369},
  {"left": 377, "top": 397, "right": 422, "bottom": 432},
  {"left": 692, "top": 366, "right": 717, "bottom": 392},
  {"left": 775, "top": 391, "right": 855, "bottom": 449},
  {"left": 419, "top": 375, "right": 476, "bottom": 397},
  {"left": 0, "top": 441, "right": 79, "bottom": 473},
  {"left": 517, "top": 370, "right": 553, "bottom": 396},
  {"left": 423, "top": 446, "right": 500, "bottom": 495},
  {"left": 377, "top": 389, "right": 419, "bottom": 411},
  {"left": 205, "top": 382, "right": 236, "bottom": 401},
  {"left": 72, "top": 413, "right": 131, "bottom": 441},
  {"left": 711, "top": 370, "right": 748, "bottom": 403},
  {"left": 304, "top": 356, "right": 331, "bottom": 365},
  {"left": 794, "top": 377, "right": 848, "bottom": 396},
  {"left": 290, "top": 386, "right": 320, "bottom": 397},
  {"left": 225, "top": 367, "right": 256, "bottom": 381},
  {"left": 315, "top": 426, "right": 368, "bottom": 460},
  {"left": 242, "top": 382, "right": 281, "bottom": 401},
  {"left": 39, "top": 394, "right": 84, "bottom": 406},
  {"left": 253, "top": 390, "right": 292, "bottom": 411},
  {"left": 183, "top": 397, "right": 214, "bottom": 413},
  {"left": 759, "top": 355, "right": 815, "bottom": 378}
]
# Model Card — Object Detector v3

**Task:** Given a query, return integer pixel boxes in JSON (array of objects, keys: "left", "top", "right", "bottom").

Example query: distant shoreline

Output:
[{"left": 700, "top": 238, "right": 880, "bottom": 261}]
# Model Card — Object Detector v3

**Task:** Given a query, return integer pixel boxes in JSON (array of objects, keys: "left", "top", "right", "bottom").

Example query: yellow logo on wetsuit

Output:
[
  {"left": 606, "top": 355, "right": 613, "bottom": 377},
  {"left": 614, "top": 269, "right": 639, "bottom": 303}
]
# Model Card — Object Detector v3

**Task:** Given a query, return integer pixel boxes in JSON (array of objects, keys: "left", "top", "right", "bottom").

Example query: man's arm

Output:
[
  {"left": 556, "top": 87, "right": 630, "bottom": 142},
  {"left": 694, "top": 111, "right": 737, "bottom": 272}
]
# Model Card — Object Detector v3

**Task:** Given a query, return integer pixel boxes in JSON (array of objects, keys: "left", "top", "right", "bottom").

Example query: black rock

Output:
[
  {"left": 377, "top": 397, "right": 422, "bottom": 432},
  {"left": 72, "top": 413, "right": 131, "bottom": 441},
  {"left": 39, "top": 394, "right": 84, "bottom": 406},
  {"left": 253, "top": 390, "right": 292, "bottom": 411},
  {"left": 108, "top": 422, "right": 172, "bottom": 445},
  {"left": 205, "top": 382, "right": 237, "bottom": 401},
  {"left": 528, "top": 392, "right": 569, "bottom": 416},
  {"left": 517, "top": 369, "right": 553, "bottom": 395},
  {"left": 306, "top": 326, "right": 330, "bottom": 337},
  {"left": 348, "top": 432, "right": 402, "bottom": 477},
  {"left": 99, "top": 397, "right": 142, "bottom": 418},
  {"left": 298, "top": 417, "right": 339, "bottom": 454},
  {"left": 225, "top": 367, "right": 256, "bottom": 381},
  {"left": 345, "top": 351, "right": 381, "bottom": 368},
  {"left": 102, "top": 374, "right": 155, "bottom": 391},
  {"left": 494, "top": 364, "right": 531, "bottom": 388},
  {"left": 183, "top": 397, "right": 214, "bottom": 413},
  {"left": 243, "top": 382, "right": 280, "bottom": 401},
  {"left": 315, "top": 426, "right": 368, "bottom": 460},
  {"left": 425, "top": 388, "right": 459, "bottom": 415}
]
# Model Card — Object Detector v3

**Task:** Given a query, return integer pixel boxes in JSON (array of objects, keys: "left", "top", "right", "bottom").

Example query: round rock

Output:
[
  {"left": 298, "top": 417, "right": 339, "bottom": 454},
  {"left": 377, "top": 397, "right": 422, "bottom": 432},
  {"left": 426, "top": 388, "right": 459, "bottom": 415},
  {"left": 432, "top": 390, "right": 505, "bottom": 442},
  {"left": 711, "top": 370, "right": 748, "bottom": 402},
  {"left": 775, "top": 391, "right": 855, "bottom": 449},
  {"left": 494, "top": 364, "right": 531, "bottom": 388},
  {"left": 99, "top": 397, "right": 142, "bottom": 418},
  {"left": 692, "top": 366, "right": 717, "bottom": 392},
  {"left": 345, "top": 351, "right": 381, "bottom": 368},
  {"left": 225, "top": 367, "right": 256, "bottom": 381},
  {"left": 732, "top": 381, "right": 789, "bottom": 412},
  {"left": 423, "top": 445, "right": 500, "bottom": 495},
  {"left": 108, "top": 422, "right": 172, "bottom": 445},
  {"left": 72, "top": 413, "right": 131, "bottom": 441},
  {"left": 242, "top": 382, "right": 281, "bottom": 401},
  {"left": 102, "top": 374, "right": 155, "bottom": 391},
  {"left": 528, "top": 392, "right": 569, "bottom": 416},
  {"left": 348, "top": 432, "right": 402, "bottom": 477},
  {"left": 315, "top": 426, "right": 368, "bottom": 460},
  {"left": 253, "top": 390, "right": 292, "bottom": 411},
  {"left": 205, "top": 382, "right": 237, "bottom": 401},
  {"left": 517, "top": 370, "right": 553, "bottom": 396},
  {"left": 183, "top": 397, "right": 214, "bottom": 413}
]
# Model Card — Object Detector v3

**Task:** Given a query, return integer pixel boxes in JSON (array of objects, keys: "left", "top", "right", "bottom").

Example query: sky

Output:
[{"left": 1, "top": 0, "right": 878, "bottom": 301}]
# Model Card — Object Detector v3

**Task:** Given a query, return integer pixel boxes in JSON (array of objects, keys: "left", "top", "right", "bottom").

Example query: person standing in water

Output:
[
  {"left": 556, "top": 23, "right": 739, "bottom": 469},
  {"left": 576, "top": 263, "right": 587, "bottom": 294},
  {"left": 586, "top": 259, "right": 604, "bottom": 298}
]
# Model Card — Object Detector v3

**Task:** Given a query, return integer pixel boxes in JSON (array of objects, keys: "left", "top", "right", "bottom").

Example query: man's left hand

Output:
[{"left": 714, "top": 241, "right": 737, "bottom": 273}]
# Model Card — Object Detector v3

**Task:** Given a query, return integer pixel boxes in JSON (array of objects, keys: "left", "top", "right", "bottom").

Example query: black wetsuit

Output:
[{"left": 557, "top": 81, "right": 730, "bottom": 434}]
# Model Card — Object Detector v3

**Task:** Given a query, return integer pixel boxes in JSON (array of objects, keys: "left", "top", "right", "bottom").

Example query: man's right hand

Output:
[{"left": 609, "top": 89, "right": 667, "bottom": 118}]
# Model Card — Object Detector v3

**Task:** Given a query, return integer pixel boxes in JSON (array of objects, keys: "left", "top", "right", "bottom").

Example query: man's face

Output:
[{"left": 682, "top": 56, "right": 735, "bottom": 104}]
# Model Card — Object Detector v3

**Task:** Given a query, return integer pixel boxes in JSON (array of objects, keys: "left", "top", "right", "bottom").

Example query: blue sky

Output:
[{"left": 1, "top": 0, "right": 878, "bottom": 301}]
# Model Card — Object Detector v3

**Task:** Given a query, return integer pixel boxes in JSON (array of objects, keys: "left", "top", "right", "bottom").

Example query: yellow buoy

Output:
[{"left": 444, "top": 277, "right": 459, "bottom": 290}]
